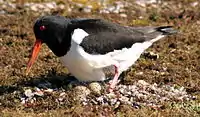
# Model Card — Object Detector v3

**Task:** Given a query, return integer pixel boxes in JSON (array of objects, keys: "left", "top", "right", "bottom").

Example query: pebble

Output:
[
  {"left": 144, "top": 51, "right": 159, "bottom": 60},
  {"left": 30, "top": 5, "right": 38, "bottom": 11},
  {"left": 120, "top": 13, "right": 127, "bottom": 18},
  {"left": 60, "top": 92, "right": 66, "bottom": 97},
  {"left": 44, "top": 88, "right": 53, "bottom": 93},
  {"left": 59, "top": 4, "right": 65, "bottom": 9},
  {"left": 1, "top": 0, "right": 199, "bottom": 16},
  {"left": 138, "top": 80, "right": 149, "bottom": 86},
  {"left": 136, "top": 72, "right": 144, "bottom": 75},
  {"left": 0, "top": 0, "right": 130, "bottom": 15},
  {"left": 83, "top": 7, "right": 92, "bottom": 13},
  {"left": 20, "top": 98, "right": 26, "bottom": 104},
  {"left": 83, "top": 80, "right": 195, "bottom": 108},
  {"left": 19, "top": 79, "right": 196, "bottom": 108},
  {"left": 34, "top": 90, "right": 44, "bottom": 96},
  {"left": 135, "top": 0, "right": 157, "bottom": 7},
  {"left": 24, "top": 89, "right": 34, "bottom": 98},
  {"left": 191, "top": 2, "right": 198, "bottom": 7},
  {"left": 114, "top": 101, "right": 121, "bottom": 108},
  {"left": 45, "top": 2, "right": 56, "bottom": 9}
]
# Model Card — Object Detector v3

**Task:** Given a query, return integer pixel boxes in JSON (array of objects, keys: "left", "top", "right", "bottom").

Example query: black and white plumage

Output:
[{"left": 27, "top": 15, "right": 177, "bottom": 91}]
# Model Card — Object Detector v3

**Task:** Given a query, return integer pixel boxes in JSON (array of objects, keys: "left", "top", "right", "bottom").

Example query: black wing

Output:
[
  {"left": 79, "top": 27, "right": 177, "bottom": 54},
  {"left": 70, "top": 18, "right": 177, "bottom": 54},
  {"left": 79, "top": 32, "right": 146, "bottom": 55}
]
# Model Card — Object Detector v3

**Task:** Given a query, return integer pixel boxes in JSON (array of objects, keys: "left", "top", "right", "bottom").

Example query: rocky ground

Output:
[{"left": 0, "top": 0, "right": 200, "bottom": 116}]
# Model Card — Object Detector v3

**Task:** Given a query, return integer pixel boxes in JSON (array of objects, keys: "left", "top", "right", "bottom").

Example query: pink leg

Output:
[{"left": 108, "top": 65, "right": 119, "bottom": 92}]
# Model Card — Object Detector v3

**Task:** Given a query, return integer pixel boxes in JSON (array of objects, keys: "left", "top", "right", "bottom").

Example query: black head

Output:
[
  {"left": 26, "top": 16, "right": 73, "bottom": 74},
  {"left": 33, "top": 15, "right": 72, "bottom": 57}
]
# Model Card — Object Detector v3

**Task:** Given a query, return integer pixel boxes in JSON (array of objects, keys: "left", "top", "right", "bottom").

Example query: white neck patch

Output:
[{"left": 71, "top": 28, "right": 89, "bottom": 44}]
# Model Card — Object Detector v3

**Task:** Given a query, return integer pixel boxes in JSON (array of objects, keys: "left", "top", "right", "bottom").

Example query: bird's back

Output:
[{"left": 69, "top": 18, "right": 177, "bottom": 55}]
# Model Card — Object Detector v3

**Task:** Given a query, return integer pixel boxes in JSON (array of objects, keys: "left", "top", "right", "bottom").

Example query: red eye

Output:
[{"left": 40, "top": 25, "right": 46, "bottom": 31}]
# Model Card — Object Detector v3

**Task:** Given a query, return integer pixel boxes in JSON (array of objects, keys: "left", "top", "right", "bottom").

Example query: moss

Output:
[{"left": 131, "top": 19, "right": 149, "bottom": 26}]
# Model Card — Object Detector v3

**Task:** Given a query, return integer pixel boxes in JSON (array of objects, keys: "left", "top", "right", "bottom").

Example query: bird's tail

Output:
[{"left": 156, "top": 26, "right": 178, "bottom": 35}]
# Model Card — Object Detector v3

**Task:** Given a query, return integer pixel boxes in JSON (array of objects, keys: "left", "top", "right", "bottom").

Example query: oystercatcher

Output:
[{"left": 26, "top": 15, "right": 177, "bottom": 91}]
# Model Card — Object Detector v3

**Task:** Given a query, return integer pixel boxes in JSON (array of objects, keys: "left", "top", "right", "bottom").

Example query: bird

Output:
[{"left": 26, "top": 15, "right": 177, "bottom": 92}]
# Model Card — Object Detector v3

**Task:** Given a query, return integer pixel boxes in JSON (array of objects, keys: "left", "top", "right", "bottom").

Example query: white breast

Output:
[
  {"left": 60, "top": 29, "right": 113, "bottom": 81},
  {"left": 60, "top": 41, "right": 110, "bottom": 81}
]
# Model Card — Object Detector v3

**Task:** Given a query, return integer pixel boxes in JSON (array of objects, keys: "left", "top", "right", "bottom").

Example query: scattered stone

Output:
[
  {"left": 19, "top": 79, "right": 196, "bottom": 108},
  {"left": 34, "top": 87, "right": 44, "bottom": 96},
  {"left": 82, "top": 80, "right": 195, "bottom": 108},
  {"left": 20, "top": 98, "right": 26, "bottom": 104},
  {"left": 59, "top": 92, "right": 66, "bottom": 97},
  {"left": 143, "top": 51, "right": 159, "bottom": 60},
  {"left": 120, "top": 13, "right": 127, "bottom": 18},
  {"left": 135, "top": 0, "right": 157, "bottom": 7},
  {"left": 0, "top": 0, "right": 129, "bottom": 15},
  {"left": 57, "top": 92, "right": 66, "bottom": 102},
  {"left": 191, "top": 1, "right": 198, "bottom": 7},
  {"left": 138, "top": 80, "right": 149, "bottom": 86},
  {"left": 44, "top": 88, "right": 54, "bottom": 93},
  {"left": 136, "top": 72, "right": 144, "bottom": 75},
  {"left": 24, "top": 89, "right": 34, "bottom": 98}
]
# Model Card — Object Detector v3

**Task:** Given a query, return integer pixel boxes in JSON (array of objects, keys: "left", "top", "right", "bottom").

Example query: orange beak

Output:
[{"left": 26, "top": 39, "right": 42, "bottom": 74}]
